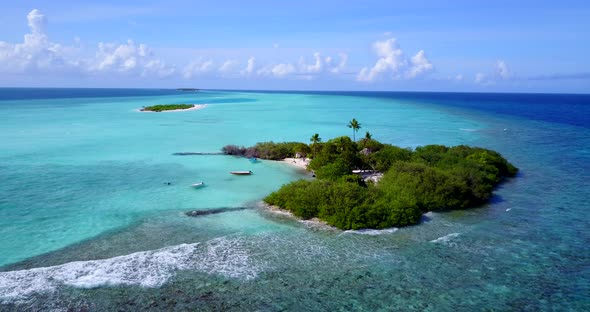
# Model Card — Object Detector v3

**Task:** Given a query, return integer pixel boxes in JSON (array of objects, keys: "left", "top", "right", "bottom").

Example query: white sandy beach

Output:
[
  {"left": 138, "top": 104, "right": 207, "bottom": 112},
  {"left": 257, "top": 202, "right": 337, "bottom": 231},
  {"left": 282, "top": 157, "right": 310, "bottom": 170}
]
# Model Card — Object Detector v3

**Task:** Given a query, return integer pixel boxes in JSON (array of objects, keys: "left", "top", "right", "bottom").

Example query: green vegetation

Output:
[
  {"left": 264, "top": 138, "right": 517, "bottom": 230},
  {"left": 310, "top": 133, "right": 321, "bottom": 158},
  {"left": 141, "top": 104, "right": 194, "bottom": 112},
  {"left": 223, "top": 119, "right": 518, "bottom": 230},
  {"left": 222, "top": 141, "right": 302, "bottom": 160},
  {"left": 264, "top": 179, "right": 422, "bottom": 229},
  {"left": 348, "top": 118, "right": 362, "bottom": 141}
]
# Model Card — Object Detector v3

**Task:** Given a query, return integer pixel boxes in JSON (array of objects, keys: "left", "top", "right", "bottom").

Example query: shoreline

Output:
[
  {"left": 138, "top": 104, "right": 207, "bottom": 113},
  {"left": 256, "top": 202, "right": 337, "bottom": 231},
  {"left": 256, "top": 202, "right": 399, "bottom": 235},
  {"left": 281, "top": 157, "right": 310, "bottom": 171}
]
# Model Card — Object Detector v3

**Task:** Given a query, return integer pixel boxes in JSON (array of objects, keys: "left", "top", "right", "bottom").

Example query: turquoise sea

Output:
[{"left": 0, "top": 88, "right": 588, "bottom": 311}]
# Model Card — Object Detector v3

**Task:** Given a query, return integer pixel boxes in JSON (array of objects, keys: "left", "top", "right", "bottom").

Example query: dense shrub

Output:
[
  {"left": 369, "top": 145, "right": 413, "bottom": 172},
  {"left": 222, "top": 142, "right": 302, "bottom": 160},
  {"left": 141, "top": 104, "right": 193, "bottom": 112},
  {"left": 221, "top": 145, "right": 247, "bottom": 156},
  {"left": 309, "top": 136, "right": 362, "bottom": 172},
  {"left": 314, "top": 159, "right": 352, "bottom": 180},
  {"left": 264, "top": 180, "right": 422, "bottom": 230},
  {"left": 358, "top": 138, "right": 385, "bottom": 153},
  {"left": 253, "top": 142, "right": 300, "bottom": 160},
  {"left": 379, "top": 162, "right": 473, "bottom": 211},
  {"left": 294, "top": 143, "right": 312, "bottom": 158},
  {"left": 262, "top": 137, "right": 518, "bottom": 230}
]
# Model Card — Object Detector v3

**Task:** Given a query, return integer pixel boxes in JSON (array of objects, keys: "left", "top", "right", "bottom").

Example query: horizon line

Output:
[{"left": 0, "top": 86, "right": 589, "bottom": 96}]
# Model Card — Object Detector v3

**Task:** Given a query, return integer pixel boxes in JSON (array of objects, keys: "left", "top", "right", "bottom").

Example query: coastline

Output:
[
  {"left": 2, "top": 89, "right": 587, "bottom": 310},
  {"left": 256, "top": 202, "right": 399, "bottom": 235},
  {"left": 281, "top": 157, "right": 310, "bottom": 170},
  {"left": 256, "top": 202, "right": 336, "bottom": 231},
  {"left": 138, "top": 104, "right": 207, "bottom": 113}
]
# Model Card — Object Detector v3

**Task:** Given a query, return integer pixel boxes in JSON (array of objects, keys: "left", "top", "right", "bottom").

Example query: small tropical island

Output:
[
  {"left": 223, "top": 119, "right": 518, "bottom": 230},
  {"left": 140, "top": 104, "right": 206, "bottom": 112}
]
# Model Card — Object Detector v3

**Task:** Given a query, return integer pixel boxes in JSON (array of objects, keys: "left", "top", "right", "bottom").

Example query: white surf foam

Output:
[
  {"left": 341, "top": 228, "right": 398, "bottom": 236},
  {"left": 0, "top": 236, "right": 260, "bottom": 302},
  {"left": 430, "top": 233, "right": 461, "bottom": 246}
]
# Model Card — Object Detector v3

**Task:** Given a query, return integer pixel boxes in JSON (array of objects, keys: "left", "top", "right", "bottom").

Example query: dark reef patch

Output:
[{"left": 185, "top": 207, "right": 248, "bottom": 217}]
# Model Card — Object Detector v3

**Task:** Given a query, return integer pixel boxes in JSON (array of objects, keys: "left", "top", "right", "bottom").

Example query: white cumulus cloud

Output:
[
  {"left": 271, "top": 63, "right": 296, "bottom": 77},
  {"left": 407, "top": 50, "right": 434, "bottom": 78},
  {"left": 255, "top": 52, "right": 347, "bottom": 80},
  {"left": 357, "top": 38, "right": 434, "bottom": 82},
  {"left": 358, "top": 38, "right": 405, "bottom": 81},
  {"left": 496, "top": 60, "right": 511, "bottom": 79},
  {"left": 327, "top": 53, "right": 348, "bottom": 74},
  {"left": 218, "top": 59, "right": 239, "bottom": 73},
  {"left": 299, "top": 52, "right": 323, "bottom": 73},
  {"left": 183, "top": 59, "right": 215, "bottom": 79},
  {"left": 92, "top": 40, "right": 175, "bottom": 77},
  {"left": 241, "top": 57, "right": 256, "bottom": 76},
  {"left": 0, "top": 9, "right": 175, "bottom": 79},
  {"left": 0, "top": 9, "right": 77, "bottom": 74},
  {"left": 27, "top": 9, "right": 47, "bottom": 35},
  {"left": 475, "top": 60, "right": 512, "bottom": 85}
]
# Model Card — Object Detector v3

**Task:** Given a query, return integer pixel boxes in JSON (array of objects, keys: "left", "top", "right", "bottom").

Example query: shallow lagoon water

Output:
[{"left": 0, "top": 89, "right": 588, "bottom": 310}]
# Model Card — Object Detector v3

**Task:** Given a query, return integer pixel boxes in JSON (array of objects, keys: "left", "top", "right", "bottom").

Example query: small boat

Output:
[
  {"left": 249, "top": 157, "right": 259, "bottom": 163},
  {"left": 230, "top": 171, "right": 253, "bottom": 175},
  {"left": 192, "top": 182, "right": 205, "bottom": 188}
]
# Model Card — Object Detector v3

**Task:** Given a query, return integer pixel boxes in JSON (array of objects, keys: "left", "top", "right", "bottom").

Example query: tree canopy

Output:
[
  {"left": 310, "top": 133, "right": 321, "bottom": 158},
  {"left": 221, "top": 126, "right": 518, "bottom": 230},
  {"left": 261, "top": 136, "right": 518, "bottom": 230},
  {"left": 348, "top": 118, "right": 361, "bottom": 141},
  {"left": 140, "top": 104, "right": 194, "bottom": 112}
]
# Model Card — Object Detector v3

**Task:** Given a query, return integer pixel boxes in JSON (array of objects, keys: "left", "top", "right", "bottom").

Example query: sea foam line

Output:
[
  {"left": 0, "top": 236, "right": 260, "bottom": 302},
  {"left": 341, "top": 228, "right": 399, "bottom": 236},
  {"left": 430, "top": 233, "right": 461, "bottom": 246}
]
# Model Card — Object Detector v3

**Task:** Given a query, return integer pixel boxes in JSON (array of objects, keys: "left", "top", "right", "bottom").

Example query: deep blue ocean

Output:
[{"left": 0, "top": 88, "right": 588, "bottom": 311}]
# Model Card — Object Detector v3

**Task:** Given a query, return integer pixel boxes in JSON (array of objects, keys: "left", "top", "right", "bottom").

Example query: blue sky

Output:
[{"left": 0, "top": 0, "right": 588, "bottom": 92}]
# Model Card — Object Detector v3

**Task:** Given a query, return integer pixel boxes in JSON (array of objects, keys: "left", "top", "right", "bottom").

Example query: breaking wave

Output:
[
  {"left": 341, "top": 228, "right": 399, "bottom": 236},
  {"left": 0, "top": 236, "right": 260, "bottom": 302},
  {"left": 430, "top": 233, "right": 461, "bottom": 246}
]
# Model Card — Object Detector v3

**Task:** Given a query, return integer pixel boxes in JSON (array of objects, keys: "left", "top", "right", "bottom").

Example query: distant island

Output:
[
  {"left": 176, "top": 88, "right": 199, "bottom": 92},
  {"left": 222, "top": 119, "right": 518, "bottom": 230},
  {"left": 140, "top": 104, "right": 206, "bottom": 112}
]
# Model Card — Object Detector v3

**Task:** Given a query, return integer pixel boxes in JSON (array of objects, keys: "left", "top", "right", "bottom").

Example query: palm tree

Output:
[
  {"left": 310, "top": 133, "right": 321, "bottom": 158},
  {"left": 364, "top": 131, "right": 372, "bottom": 141},
  {"left": 348, "top": 118, "right": 362, "bottom": 141}
]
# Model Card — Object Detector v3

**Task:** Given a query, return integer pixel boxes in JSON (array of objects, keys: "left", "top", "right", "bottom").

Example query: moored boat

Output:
[
  {"left": 192, "top": 182, "right": 205, "bottom": 187},
  {"left": 230, "top": 171, "right": 253, "bottom": 175}
]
